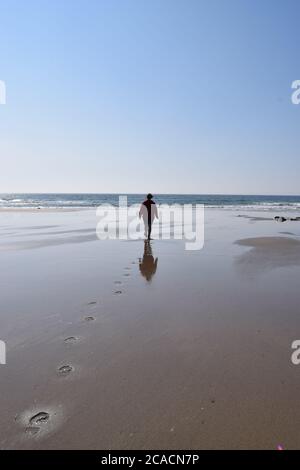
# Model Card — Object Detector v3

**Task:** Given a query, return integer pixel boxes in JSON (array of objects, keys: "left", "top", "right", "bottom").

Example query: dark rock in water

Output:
[{"left": 274, "top": 216, "right": 287, "bottom": 222}]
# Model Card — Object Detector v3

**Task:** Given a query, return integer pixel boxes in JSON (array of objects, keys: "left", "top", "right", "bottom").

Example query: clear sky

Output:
[{"left": 0, "top": 0, "right": 299, "bottom": 194}]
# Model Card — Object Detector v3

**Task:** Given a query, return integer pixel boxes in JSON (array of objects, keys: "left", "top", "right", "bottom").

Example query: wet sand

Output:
[{"left": 1, "top": 209, "right": 300, "bottom": 449}]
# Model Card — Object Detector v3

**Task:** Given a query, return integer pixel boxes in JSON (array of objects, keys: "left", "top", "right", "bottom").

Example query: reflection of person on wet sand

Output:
[
  {"left": 139, "top": 193, "right": 158, "bottom": 240},
  {"left": 139, "top": 241, "right": 158, "bottom": 282}
]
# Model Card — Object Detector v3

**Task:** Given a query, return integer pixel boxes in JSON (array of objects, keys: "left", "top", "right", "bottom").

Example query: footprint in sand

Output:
[
  {"left": 25, "top": 411, "right": 50, "bottom": 434},
  {"left": 30, "top": 412, "right": 50, "bottom": 426},
  {"left": 84, "top": 315, "right": 95, "bottom": 322},
  {"left": 64, "top": 336, "right": 78, "bottom": 344},
  {"left": 18, "top": 405, "right": 63, "bottom": 437},
  {"left": 57, "top": 365, "right": 74, "bottom": 376},
  {"left": 25, "top": 426, "right": 40, "bottom": 435}
]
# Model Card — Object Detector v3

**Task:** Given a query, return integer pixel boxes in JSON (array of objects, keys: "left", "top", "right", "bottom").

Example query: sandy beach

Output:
[
  {"left": 1, "top": 0, "right": 300, "bottom": 458},
  {"left": 0, "top": 208, "right": 300, "bottom": 449}
]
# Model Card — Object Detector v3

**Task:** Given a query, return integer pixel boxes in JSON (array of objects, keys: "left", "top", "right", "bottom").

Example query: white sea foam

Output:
[{"left": 0, "top": 195, "right": 300, "bottom": 212}]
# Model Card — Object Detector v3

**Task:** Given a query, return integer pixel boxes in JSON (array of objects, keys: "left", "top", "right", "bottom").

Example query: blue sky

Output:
[{"left": 0, "top": 0, "right": 299, "bottom": 194}]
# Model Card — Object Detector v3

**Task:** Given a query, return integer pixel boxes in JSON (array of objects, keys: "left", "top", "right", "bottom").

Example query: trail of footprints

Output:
[{"left": 22, "top": 258, "right": 137, "bottom": 437}]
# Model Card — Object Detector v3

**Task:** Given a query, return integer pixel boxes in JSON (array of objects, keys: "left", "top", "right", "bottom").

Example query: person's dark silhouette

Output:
[
  {"left": 139, "top": 240, "right": 158, "bottom": 282},
  {"left": 139, "top": 193, "right": 158, "bottom": 240}
]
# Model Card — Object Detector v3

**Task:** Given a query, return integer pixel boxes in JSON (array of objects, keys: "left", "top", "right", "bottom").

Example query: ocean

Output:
[{"left": 1, "top": 193, "right": 300, "bottom": 211}]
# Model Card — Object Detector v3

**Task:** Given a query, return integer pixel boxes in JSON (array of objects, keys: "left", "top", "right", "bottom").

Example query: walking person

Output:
[{"left": 139, "top": 193, "right": 158, "bottom": 240}]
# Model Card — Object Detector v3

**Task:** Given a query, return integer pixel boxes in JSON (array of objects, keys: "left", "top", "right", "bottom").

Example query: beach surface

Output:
[{"left": 1, "top": 208, "right": 300, "bottom": 449}]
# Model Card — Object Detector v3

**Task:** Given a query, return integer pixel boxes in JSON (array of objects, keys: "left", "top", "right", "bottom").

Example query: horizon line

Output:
[{"left": 1, "top": 192, "right": 300, "bottom": 197}]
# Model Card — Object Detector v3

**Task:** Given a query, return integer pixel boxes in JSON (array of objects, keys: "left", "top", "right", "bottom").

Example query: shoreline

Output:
[
  {"left": 1, "top": 205, "right": 300, "bottom": 215},
  {"left": 0, "top": 207, "right": 88, "bottom": 213}
]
